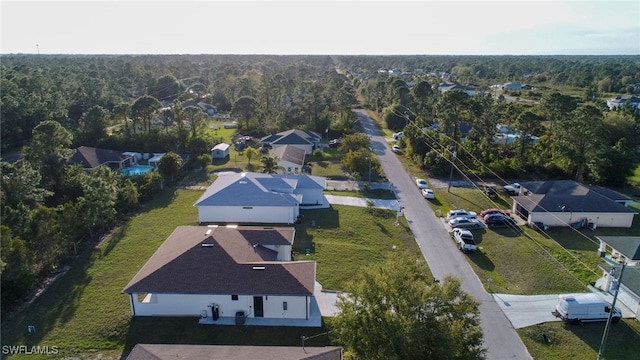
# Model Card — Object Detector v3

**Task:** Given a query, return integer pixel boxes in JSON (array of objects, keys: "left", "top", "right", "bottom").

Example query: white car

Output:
[
  {"left": 448, "top": 217, "right": 484, "bottom": 229},
  {"left": 415, "top": 178, "right": 429, "bottom": 189},
  {"left": 421, "top": 188, "right": 435, "bottom": 199},
  {"left": 504, "top": 182, "right": 524, "bottom": 195},
  {"left": 393, "top": 131, "right": 404, "bottom": 140},
  {"left": 446, "top": 209, "right": 477, "bottom": 219},
  {"left": 392, "top": 145, "right": 402, "bottom": 153}
]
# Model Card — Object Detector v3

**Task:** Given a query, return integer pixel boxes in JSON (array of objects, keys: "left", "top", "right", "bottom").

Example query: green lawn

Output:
[
  {"left": 629, "top": 165, "right": 640, "bottom": 186},
  {"left": 0, "top": 187, "right": 420, "bottom": 358}
]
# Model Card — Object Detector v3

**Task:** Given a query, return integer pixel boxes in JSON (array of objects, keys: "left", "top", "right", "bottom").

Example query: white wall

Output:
[
  {"left": 130, "top": 293, "right": 309, "bottom": 319},
  {"left": 529, "top": 212, "right": 635, "bottom": 228},
  {"left": 263, "top": 244, "right": 292, "bottom": 261},
  {"left": 295, "top": 188, "right": 326, "bottom": 206},
  {"left": 198, "top": 205, "right": 299, "bottom": 224},
  {"left": 278, "top": 159, "right": 301, "bottom": 175}
]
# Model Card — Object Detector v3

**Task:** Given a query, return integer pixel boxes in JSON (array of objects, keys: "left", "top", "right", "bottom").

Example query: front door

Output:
[{"left": 253, "top": 296, "right": 264, "bottom": 317}]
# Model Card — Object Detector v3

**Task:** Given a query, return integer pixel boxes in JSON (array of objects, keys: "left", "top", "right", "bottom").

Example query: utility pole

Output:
[
  {"left": 597, "top": 261, "right": 627, "bottom": 360},
  {"left": 36, "top": 44, "right": 39, "bottom": 55},
  {"left": 447, "top": 147, "right": 457, "bottom": 192}
]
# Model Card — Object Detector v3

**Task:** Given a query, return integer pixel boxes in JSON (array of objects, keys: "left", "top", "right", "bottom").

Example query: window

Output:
[
  {"left": 287, "top": 167, "right": 292, "bottom": 173},
  {"left": 283, "top": 301, "right": 288, "bottom": 310},
  {"left": 242, "top": 207, "right": 253, "bottom": 210},
  {"left": 231, "top": 295, "right": 238, "bottom": 301},
  {"left": 294, "top": 167, "right": 299, "bottom": 174}
]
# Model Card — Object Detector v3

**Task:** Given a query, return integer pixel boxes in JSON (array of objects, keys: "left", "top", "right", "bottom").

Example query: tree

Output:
[
  {"left": 77, "top": 105, "right": 109, "bottom": 146},
  {"left": 131, "top": 95, "right": 161, "bottom": 133},
  {"left": 1, "top": 226, "right": 37, "bottom": 311},
  {"left": 23, "top": 120, "right": 74, "bottom": 192},
  {"left": 232, "top": 96, "right": 259, "bottom": 131},
  {"left": 333, "top": 253, "right": 485, "bottom": 360},
  {"left": 245, "top": 147, "right": 258, "bottom": 165},
  {"left": 540, "top": 92, "right": 576, "bottom": 131},
  {"left": 157, "top": 152, "right": 183, "bottom": 184},
  {"left": 260, "top": 154, "right": 283, "bottom": 174},
  {"left": 555, "top": 105, "right": 604, "bottom": 182},
  {"left": 339, "top": 133, "right": 371, "bottom": 153}
]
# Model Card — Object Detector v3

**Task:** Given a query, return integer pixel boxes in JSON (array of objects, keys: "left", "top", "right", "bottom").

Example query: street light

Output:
[{"left": 447, "top": 147, "right": 457, "bottom": 192}]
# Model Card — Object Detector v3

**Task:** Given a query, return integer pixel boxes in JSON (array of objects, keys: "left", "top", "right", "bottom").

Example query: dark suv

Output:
[{"left": 485, "top": 214, "right": 517, "bottom": 228}]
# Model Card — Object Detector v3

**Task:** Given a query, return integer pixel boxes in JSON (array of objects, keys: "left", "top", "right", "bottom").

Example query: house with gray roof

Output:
[
  {"left": 270, "top": 145, "right": 306, "bottom": 175},
  {"left": 69, "top": 146, "right": 135, "bottom": 171},
  {"left": 437, "top": 82, "right": 476, "bottom": 96},
  {"left": 194, "top": 172, "right": 328, "bottom": 224},
  {"left": 510, "top": 180, "right": 637, "bottom": 228},
  {"left": 123, "top": 225, "right": 321, "bottom": 326},
  {"left": 260, "top": 129, "right": 322, "bottom": 155},
  {"left": 595, "top": 236, "right": 640, "bottom": 320},
  {"left": 127, "top": 344, "right": 342, "bottom": 360}
]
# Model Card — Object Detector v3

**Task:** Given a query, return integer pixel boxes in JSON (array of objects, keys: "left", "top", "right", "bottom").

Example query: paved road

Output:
[{"left": 354, "top": 109, "right": 532, "bottom": 359}]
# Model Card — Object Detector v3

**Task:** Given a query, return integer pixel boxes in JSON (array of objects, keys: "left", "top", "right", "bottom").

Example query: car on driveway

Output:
[
  {"left": 480, "top": 208, "right": 510, "bottom": 219},
  {"left": 485, "top": 214, "right": 517, "bottom": 228},
  {"left": 393, "top": 131, "right": 404, "bottom": 140},
  {"left": 392, "top": 144, "right": 402, "bottom": 153},
  {"left": 504, "top": 182, "right": 525, "bottom": 195},
  {"left": 446, "top": 209, "right": 477, "bottom": 219},
  {"left": 452, "top": 228, "right": 477, "bottom": 251},
  {"left": 421, "top": 188, "right": 435, "bottom": 199},
  {"left": 448, "top": 217, "right": 483, "bottom": 229},
  {"left": 415, "top": 178, "right": 429, "bottom": 189}
]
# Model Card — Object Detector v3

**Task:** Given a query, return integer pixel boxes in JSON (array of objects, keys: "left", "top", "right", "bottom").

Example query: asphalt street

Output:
[{"left": 354, "top": 109, "right": 533, "bottom": 359}]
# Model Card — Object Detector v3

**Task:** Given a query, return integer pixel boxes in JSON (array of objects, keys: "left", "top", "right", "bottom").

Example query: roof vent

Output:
[
  {"left": 205, "top": 229, "right": 212, "bottom": 235},
  {"left": 252, "top": 266, "right": 266, "bottom": 270},
  {"left": 202, "top": 243, "right": 214, "bottom": 247}
]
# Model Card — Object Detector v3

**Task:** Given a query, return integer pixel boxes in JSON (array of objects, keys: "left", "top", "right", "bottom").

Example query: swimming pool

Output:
[{"left": 120, "top": 165, "right": 154, "bottom": 176}]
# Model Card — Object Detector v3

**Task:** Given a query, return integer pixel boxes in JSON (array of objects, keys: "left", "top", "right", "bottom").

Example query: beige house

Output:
[{"left": 270, "top": 145, "right": 306, "bottom": 174}]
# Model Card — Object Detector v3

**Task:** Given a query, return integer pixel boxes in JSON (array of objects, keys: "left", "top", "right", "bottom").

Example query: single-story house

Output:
[
  {"left": 183, "top": 101, "right": 218, "bottom": 116},
  {"left": 211, "top": 143, "right": 230, "bottom": 159},
  {"left": 606, "top": 95, "right": 640, "bottom": 110},
  {"left": 502, "top": 82, "right": 522, "bottom": 91},
  {"left": 260, "top": 129, "right": 322, "bottom": 155},
  {"left": 437, "top": 82, "right": 476, "bottom": 96},
  {"left": 194, "top": 172, "right": 328, "bottom": 224},
  {"left": 510, "top": 180, "right": 637, "bottom": 228},
  {"left": 69, "top": 146, "right": 135, "bottom": 171},
  {"left": 123, "top": 225, "right": 320, "bottom": 326},
  {"left": 595, "top": 236, "right": 640, "bottom": 320},
  {"left": 270, "top": 145, "right": 306, "bottom": 175},
  {"left": 591, "top": 186, "right": 637, "bottom": 207},
  {"left": 127, "top": 344, "right": 342, "bottom": 360}
]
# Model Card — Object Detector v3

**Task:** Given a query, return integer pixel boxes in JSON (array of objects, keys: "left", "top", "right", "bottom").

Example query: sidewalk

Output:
[{"left": 324, "top": 194, "right": 401, "bottom": 211}]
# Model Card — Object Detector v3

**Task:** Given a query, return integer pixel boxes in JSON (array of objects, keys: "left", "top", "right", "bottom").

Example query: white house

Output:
[
  {"left": 127, "top": 344, "right": 343, "bottom": 360},
  {"left": 511, "top": 180, "right": 637, "bottom": 228},
  {"left": 502, "top": 82, "right": 522, "bottom": 91},
  {"left": 270, "top": 145, "right": 306, "bottom": 175},
  {"left": 606, "top": 95, "right": 640, "bottom": 110},
  {"left": 194, "top": 172, "right": 328, "bottom": 224},
  {"left": 123, "top": 225, "right": 322, "bottom": 327},
  {"left": 260, "top": 129, "right": 322, "bottom": 155},
  {"left": 595, "top": 236, "right": 640, "bottom": 320},
  {"left": 211, "top": 143, "right": 230, "bottom": 159}
]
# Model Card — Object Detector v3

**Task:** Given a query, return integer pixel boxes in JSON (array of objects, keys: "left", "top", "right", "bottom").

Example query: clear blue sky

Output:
[{"left": 1, "top": 0, "right": 639, "bottom": 55}]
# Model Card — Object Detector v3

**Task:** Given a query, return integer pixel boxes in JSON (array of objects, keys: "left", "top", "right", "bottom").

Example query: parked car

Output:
[
  {"left": 415, "top": 178, "right": 429, "bottom": 189},
  {"left": 485, "top": 214, "right": 517, "bottom": 228},
  {"left": 452, "top": 228, "right": 477, "bottom": 252},
  {"left": 503, "top": 182, "right": 525, "bottom": 195},
  {"left": 448, "top": 217, "right": 483, "bottom": 229},
  {"left": 421, "top": 188, "right": 435, "bottom": 199},
  {"left": 446, "top": 209, "right": 477, "bottom": 219},
  {"left": 393, "top": 131, "right": 404, "bottom": 140},
  {"left": 392, "top": 145, "right": 402, "bottom": 153},
  {"left": 328, "top": 138, "right": 342, "bottom": 147},
  {"left": 480, "top": 208, "right": 510, "bottom": 219}
]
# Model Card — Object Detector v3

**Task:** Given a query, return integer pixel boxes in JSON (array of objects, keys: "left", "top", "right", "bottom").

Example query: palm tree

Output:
[{"left": 260, "top": 154, "right": 283, "bottom": 174}]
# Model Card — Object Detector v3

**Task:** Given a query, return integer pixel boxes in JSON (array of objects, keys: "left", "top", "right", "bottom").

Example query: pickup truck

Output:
[{"left": 452, "top": 228, "right": 477, "bottom": 252}]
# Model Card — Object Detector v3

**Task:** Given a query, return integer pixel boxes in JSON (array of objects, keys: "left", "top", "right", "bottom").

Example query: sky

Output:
[{"left": 1, "top": 0, "right": 639, "bottom": 55}]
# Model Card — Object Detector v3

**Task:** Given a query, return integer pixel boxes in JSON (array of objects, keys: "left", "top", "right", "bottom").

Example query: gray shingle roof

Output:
[
  {"left": 128, "top": 344, "right": 342, "bottom": 360},
  {"left": 597, "top": 236, "right": 640, "bottom": 261},
  {"left": 194, "top": 172, "right": 325, "bottom": 207},
  {"left": 512, "top": 180, "right": 637, "bottom": 214},
  {"left": 69, "top": 146, "right": 130, "bottom": 169},
  {"left": 270, "top": 145, "right": 306, "bottom": 166},
  {"left": 260, "top": 129, "right": 321, "bottom": 146},
  {"left": 123, "top": 226, "right": 315, "bottom": 296}
]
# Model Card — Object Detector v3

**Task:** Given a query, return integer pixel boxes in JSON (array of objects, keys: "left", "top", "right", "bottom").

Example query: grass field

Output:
[{"left": 629, "top": 165, "right": 640, "bottom": 186}]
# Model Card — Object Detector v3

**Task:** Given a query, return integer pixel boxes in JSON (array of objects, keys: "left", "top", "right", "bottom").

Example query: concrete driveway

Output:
[{"left": 324, "top": 194, "right": 400, "bottom": 211}]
